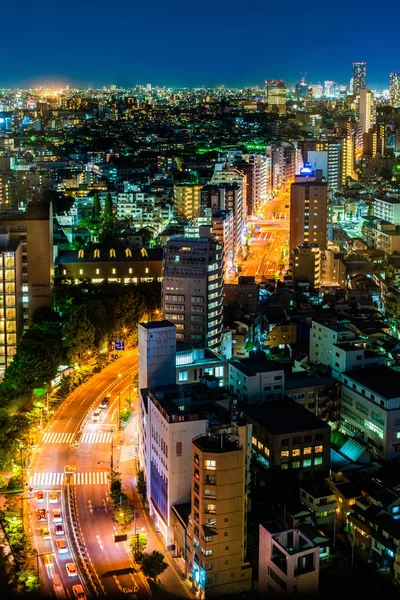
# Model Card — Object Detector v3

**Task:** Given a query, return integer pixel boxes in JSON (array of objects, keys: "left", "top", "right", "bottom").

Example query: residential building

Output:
[
  {"left": 223, "top": 276, "right": 258, "bottom": 317},
  {"left": 211, "top": 209, "right": 234, "bottom": 279},
  {"left": 390, "top": 73, "right": 400, "bottom": 108},
  {"left": 186, "top": 429, "right": 252, "bottom": 597},
  {"left": 0, "top": 233, "right": 23, "bottom": 379},
  {"left": 290, "top": 243, "right": 321, "bottom": 289},
  {"left": 309, "top": 319, "right": 356, "bottom": 366},
  {"left": 266, "top": 80, "right": 287, "bottom": 114},
  {"left": 244, "top": 399, "right": 331, "bottom": 478},
  {"left": 259, "top": 521, "right": 320, "bottom": 596},
  {"left": 162, "top": 227, "right": 223, "bottom": 352},
  {"left": 58, "top": 247, "right": 163, "bottom": 284},
  {"left": 304, "top": 141, "right": 341, "bottom": 192},
  {"left": 229, "top": 355, "right": 284, "bottom": 403},
  {"left": 174, "top": 184, "right": 203, "bottom": 220},
  {"left": 285, "top": 373, "right": 340, "bottom": 422},
  {"left": 299, "top": 481, "right": 338, "bottom": 529},
  {"left": 353, "top": 62, "right": 367, "bottom": 95},
  {"left": 265, "top": 322, "right": 297, "bottom": 351},
  {"left": 138, "top": 321, "right": 177, "bottom": 391},
  {"left": 330, "top": 341, "right": 386, "bottom": 378},
  {"left": 290, "top": 167, "right": 328, "bottom": 252},
  {"left": 373, "top": 196, "right": 400, "bottom": 225},
  {"left": 338, "top": 366, "right": 400, "bottom": 460}
]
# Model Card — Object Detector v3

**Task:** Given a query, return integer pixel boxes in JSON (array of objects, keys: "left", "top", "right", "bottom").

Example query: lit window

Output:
[
  {"left": 204, "top": 460, "right": 216, "bottom": 470},
  {"left": 178, "top": 371, "right": 188, "bottom": 382},
  {"left": 281, "top": 450, "right": 289, "bottom": 458},
  {"left": 129, "top": 268, "right": 133, "bottom": 274},
  {"left": 292, "top": 449, "right": 300, "bottom": 457},
  {"left": 292, "top": 461, "right": 300, "bottom": 469},
  {"left": 145, "top": 268, "right": 149, "bottom": 273},
  {"left": 96, "top": 268, "right": 100, "bottom": 275},
  {"left": 63, "top": 269, "right": 66, "bottom": 275},
  {"left": 112, "top": 268, "right": 116, "bottom": 274},
  {"left": 315, "top": 445, "right": 323, "bottom": 453},
  {"left": 79, "top": 269, "right": 83, "bottom": 275},
  {"left": 264, "top": 447, "right": 270, "bottom": 457},
  {"left": 303, "top": 459, "right": 312, "bottom": 467},
  {"left": 304, "top": 447, "right": 312, "bottom": 454},
  {"left": 258, "top": 441, "right": 263, "bottom": 451},
  {"left": 314, "top": 457, "right": 323, "bottom": 465},
  {"left": 252, "top": 436, "right": 257, "bottom": 446}
]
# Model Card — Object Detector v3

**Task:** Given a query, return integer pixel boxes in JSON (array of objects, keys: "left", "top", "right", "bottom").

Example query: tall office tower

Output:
[
  {"left": 353, "top": 61, "right": 367, "bottom": 95},
  {"left": 0, "top": 202, "right": 53, "bottom": 324},
  {"left": 324, "top": 80, "right": 340, "bottom": 98},
  {"left": 390, "top": 73, "right": 400, "bottom": 107},
  {"left": 265, "top": 80, "right": 287, "bottom": 114},
  {"left": 290, "top": 166, "right": 328, "bottom": 252},
  {"left": 186, "top": 428, "right": 252, "bottom": 597},
  {"left": 138, "top": 321, "right": 176, "bottom": 391},
  {"left": 162, "top": 227, "right": 223, "bottom": 352},
  {"left": 173, "top": 184, "right": 203, "bottom": 219},
  {"left": 0, "top": 233, "right": 23, "bottom": 379},
  {"left": 359, "top": 89, "right": 375, "bottom": 135},
  {"left": 295, "top": 76, "right": 308, "bottom": 100}
]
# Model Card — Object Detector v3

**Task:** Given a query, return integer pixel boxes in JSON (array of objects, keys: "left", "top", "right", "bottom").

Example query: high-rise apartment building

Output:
[
  {"left": 290, "top": 243, "right": 321, "bottom": 289},
  {"left": 390, "top": 73, "right": 400, "bottom": 107},
  {"left": 265, "top": 80, "right": 287, "bottom": 114},
  {"left": 359, "top": 89, "right": 375, "bottom": 136},
  {"left": 353, "top": 61, "right": 367, "bottom": 95},
  {"left": 304, "top": 140, "right": 341, "bottom": 191},
  {"left": 186, "top": 429, "right": 252, "bottom": 597},
  {"left": 289, "top": 167, "right": 328, "bottom": 252},
  {"left": 174, "top": 184, "right": 203, "bottom": 220},
  {"left": 0, "top": 233, "right": 23, "bottom": 379},
  {"left": 211, "top": 210, "right": 234, "bottom": 279},
  {"left": 162, "top": 227, "right": 223, "bottom": 352}
]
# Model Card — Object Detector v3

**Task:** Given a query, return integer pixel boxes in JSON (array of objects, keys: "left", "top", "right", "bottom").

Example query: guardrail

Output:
[
  {"left": 70, "top": 365, "right": 138, "bottom": 449},
  {"left": 63, "top": 483, "right": 106, "bottom": 597}
]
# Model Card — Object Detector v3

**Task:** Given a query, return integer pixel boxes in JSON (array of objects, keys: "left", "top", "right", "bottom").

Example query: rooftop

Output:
[
  {"left": 230, "top": 355, "right": 283, "bottom": 377},
  {"left": 241, "top": 399, "right": 329, "bottom": 435},
  {"left": 193, "top": 432, "right": 240, "bottom": 453},
  {"left": 140, "top": 320, "right": 175, "bottom": 330},
  {"left": 285, "top": 372, "right": 336, "bottom": 391},
  {"left": 343, "top": 365, "right": 400, "bottom": 399}
]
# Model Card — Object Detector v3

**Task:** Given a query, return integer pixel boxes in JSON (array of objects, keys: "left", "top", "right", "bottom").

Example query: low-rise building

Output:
[
  {"left": 309, "top": 319, "right": 356, "bottom": 366},
  {"left": 285, "top": 373, "right": 340, "bottom": 422},
  {"left": 259, "top": 521, "right": 320, "bottom": 596},
  {"left": 299, "top": 481, "right": 338, "bottom": 529},
  {"left": 229, "top": 355, "right": 285, "bottom": 403}
]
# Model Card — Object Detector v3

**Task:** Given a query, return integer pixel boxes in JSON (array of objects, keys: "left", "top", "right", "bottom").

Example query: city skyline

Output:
[{"left": 2, "top": 0, "right": 399, "bottom": 90}]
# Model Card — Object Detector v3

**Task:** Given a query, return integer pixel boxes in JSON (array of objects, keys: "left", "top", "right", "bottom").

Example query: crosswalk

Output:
[
  {"left": 29, "top": 471, "right": 109, "bottom": 487},
  {"left": 42, "top": 431, "right": 114, "bottom": 445},
  {"left": 120, "top": 443, "right": 138, "bottom": 462}
]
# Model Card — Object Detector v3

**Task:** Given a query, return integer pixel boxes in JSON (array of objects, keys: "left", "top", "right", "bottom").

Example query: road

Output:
[
  {"left": 237, "top": 192, "right": 290, "bottom": 283},
  {"left": 27, "top": 349, "right": 147, "bottom": 600}
]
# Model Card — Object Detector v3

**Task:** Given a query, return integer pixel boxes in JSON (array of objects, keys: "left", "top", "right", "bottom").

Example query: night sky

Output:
[{"left": 4, "top": 0, "right": 400, "bottom": 89}]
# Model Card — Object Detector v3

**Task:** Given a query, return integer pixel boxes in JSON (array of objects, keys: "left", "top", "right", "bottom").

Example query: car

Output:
[
  {"left": 49, "top": 492, "right": 58, "bottom": 503},
  {"left": 72, "top": 584, "right": 86, "bottom": 599},
  {"left": 40, "top": 526, "right": 51, "bottom": 540},
  {"left": 54, "top": 524, "right": 64, "bottom": 536},
  {"left": 99, "top": 396, "right": 110, "bottom": 409},
  {"left": 43, "top": 553, "right": 53, "bottom": 569},
  {"left": 56, "top": 539, "right": 68, "bottom": 554},
  {"left": 65, "top": 563, "right": 78, "bottom": 577},
  {"left": 91, "top": 408, "right": 102, "bottom": 422},
  {"left": 35, "top": 491, "right": 44, "bottom": 502},
  {"left": 64, "top": 465, "right": 76, "bottom": 474},
  {"left": 52, "top": 509, "right": 62, "bottom": 523},
  {"left": 37, "top": 509, "right": 47, "bottom": 521}
]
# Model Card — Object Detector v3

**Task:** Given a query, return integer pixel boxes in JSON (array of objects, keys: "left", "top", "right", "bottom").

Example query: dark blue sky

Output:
[{"left": 4, "top": 0, "right": 400, "bottom": 89}]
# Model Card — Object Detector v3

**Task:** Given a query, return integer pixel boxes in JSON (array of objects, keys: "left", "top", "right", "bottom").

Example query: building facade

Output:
[{"left": 290, "top": 168, "right": 328, "bottom": 252}]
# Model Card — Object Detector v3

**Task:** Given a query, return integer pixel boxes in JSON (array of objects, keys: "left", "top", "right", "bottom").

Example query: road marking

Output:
[
  {"left": 42, "top": 432, "right": 74, "bottom": 444},
  {"left": 29, "top": 472, "right": 109, "bottom": 487},
  {"left": 80, "top": 432, "right": 113, "bottom": 444}
]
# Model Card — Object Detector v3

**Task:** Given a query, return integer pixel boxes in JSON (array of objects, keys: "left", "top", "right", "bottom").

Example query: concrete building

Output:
[
  {"left": 285, "top": 373, "right": 340, "bottom": 422},
  {"left": 299, "top": 481, "right": 338, "bottom": 529},
  {"left": 138, "top": 321, "right": 177, "bottom": 391},
  {"left": 390, "top": 73, "right": 400, "bottom": 108},
  {"left": 0, "top": 202, "right": 53, "bottom": 323},
  {"left": 174, "top": 184, "right": 203, "bottom": 220},
  {"left": 309, "top": 320, "right": 356, "bottom": 366},
  {"left": 359, "top": 89, "right": 375, "bottom": 149},
  {"left": 244, "top": 399, "right": 331, "bottom": 478},
  {"left": 229, "top": 355, "right": 285, "bottom": 403},
  {"left": 290, "top": 167, "right": 328, "bottom": 252},
  {"left": 259, "top": 521, "right": 320, "bottom": 596},
  {"left": 223, "top": 276, "right": 259, "bottom": 317},
  {"left": 266, "top": 80, "right": 287, "bottom": 114},
  {"left": 338, "top": 365, "right": 400, "bottom": 461},
  {"left": 0, "top": 234, "right": 23, "bottom": 378},
  {"left": 162, "top": 228, "right": 223, "bottom": 352},
  {"left": 304, "top": 141, "right": 341, "bottom": 192},
  {"left": 330, "top": 341, "right": 386, "bottom": 378},
  {"left": 211, "top": 210, "right": 234, "bottom": 279},
  {"left": 291, "top": 243, "right": 321, "bottom": 289},
  {"left": 186, "top": 429, "right": 252, "bottom": 597},
  {"left": 373, "top": 196, "right": 400, "bottom": 225},
  {"left": 353, "top": 62, "right": 367, "bottom": 96}
]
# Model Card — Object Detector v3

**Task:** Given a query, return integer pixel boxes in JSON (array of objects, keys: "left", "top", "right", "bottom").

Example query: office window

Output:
[
  {"left": 204, "top": 460, "right": 216, "bottom": 470},
  {"left": 251, "top": 436, "right": 257, "bottom": 446},
  {"left": 281, "top": 450, "right": 289, "bottom": 458},
  {"left": 303, "top": 459, "right": 312, "bottom": 467},
  {"left": 292, "top": 449, "right": 300, "bottom": 457},
  {"left": 79, "top": 269, "right": 83, "bottom": 275},
  {"left": 314, "top": 457, "right": 323, "bottom": 465},
  {"left": 292, "top": 461, "right": 300, "bottom": 469},
  {"left": 178, "top": 371, "right": 188, "bottom": 382},
  {"left": 315, "top": 445, "right": 323, "bottom": 453},
  {"left": 304, "top": 447, "right": 312, "bottom": 454}
]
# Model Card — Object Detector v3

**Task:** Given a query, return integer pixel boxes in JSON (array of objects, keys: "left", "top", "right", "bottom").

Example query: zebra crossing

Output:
[
  {"left": 29, "top": 471, "right": 109, "bottom": 487},
  {"left": 120, "top": 443, "right": 138, "bottom": 462},
  {"left": 42, "top": 431, "right": 114, "bottom": 444}
]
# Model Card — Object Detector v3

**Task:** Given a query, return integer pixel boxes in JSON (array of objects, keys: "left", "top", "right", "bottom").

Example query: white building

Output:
[
  {"left": 309, "top": 320, "right": 356, "bottom": 366},
  {"left": 229, "top": 356, "right": 284, "bottom": 403},
  {"left": 330, "top": 341, "right": 386, "bottom": 378},
  {"left": 373, "top": 196, "right": 400, "bottom": 225},
  {"left": 259, "top": 522, "right": 320, "bottom": 596}
]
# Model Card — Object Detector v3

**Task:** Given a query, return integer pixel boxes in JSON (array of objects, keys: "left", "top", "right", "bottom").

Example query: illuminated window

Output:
[
  {"left": 63, "top": 269, "right": 66, "bottom": 275},
  {"left": 94, "top": 249, "right": 100, "bottom": 258},
  {"left": 145, "top": 268, "right": 149, "bottom": 273},
  {"left": 204, "top": 460, "right": 216, "bottom": 470},
  {"left": 281, "top": 450, "right": 289, "bottom": 458},
  {"left": 125, "top": 248, "right": 132, "bottom": 257},
  {"left": 292, "top": 449, "right": 300, "bottom": 457},
  {"left": 314, "top": 457, "right": 323, "bottom": 465},
  {"left": 79, "top": 269, "right": 83, "bottom": 275},
  {"left": 252, "top": 436, "right": 257, "bottom": 447},
  {"left": 129, "top": 268, "right": 133, "bottom": 274},
  {"left": 112, "top": 268, "right": 116, "bottom": 274},
  {"left": 110, "top": 248, "right": 116, "bottom": 258},
  {"left": 304, "top": 447, "right": 312, "bottom": 454},
  {"left": 78, "top": 249, "right": 84, "bottom": 258},
  {"left": 315, "top": 445, "right": 323, "bottom": 453},
  {"left": 258, "top": 441, "right": 263, "bottom": 451},
  {"left": 292, "top": 461, "right": 300, "bottom": 469},
  {"left": 264, "top": 447, "right": 270, "bottom": 457},
  {"left": 303, "top": 459, "right": 312, "bottom": 467},
  {"left": 96, "top": 269, "right": 100, "bottom": 275}
]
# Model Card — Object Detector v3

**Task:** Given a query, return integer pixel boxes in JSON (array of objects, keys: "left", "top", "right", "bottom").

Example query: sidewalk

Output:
[{"left": 120, "top": 411, "right": 193, "bottom": 598}]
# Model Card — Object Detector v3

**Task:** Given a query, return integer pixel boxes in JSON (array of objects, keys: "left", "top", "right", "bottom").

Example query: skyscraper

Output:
[
  {"left": 390, "top": 73, "right": 400, "bottom": 107},
  {"left": 265, "top": 80, "right": 287, "bottom": 114},
  {"left": 290, "top": 166, "right": 328, "bottom": 252},
  {"left": 359, "top": 89, "right": 375, "bottom": 136},
  {"left": 353, "top": 62, "right": 367, "bottom": 95},
  {"left": 162, "top": 227, "right": 223, "bottom": 352}
]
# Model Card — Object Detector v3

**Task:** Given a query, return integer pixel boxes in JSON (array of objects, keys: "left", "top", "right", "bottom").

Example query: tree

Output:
[
  {"left": 87, "top": 300, "right": 108, "bottom": 348},
  {"left": 92, "top": 192, "right": 101, "bottom": 222},
  {"left": 115, "top": 505, "right": 134, "bottom": 530},
  {"left": 136, "top": 470, "right": 147, "bottom": 503},
  {"left": 139, "top": 551, "right": 168, "bottom": 583},
  {"left": 130, "top": 533, "right": 147, "bottom": 561},
  {"left": 62, "top": 305, "right": 95, "bottom": 365},
  {"left": 103, "top": 192, "right": 113, "bottom": 221}
]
